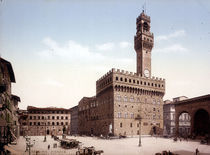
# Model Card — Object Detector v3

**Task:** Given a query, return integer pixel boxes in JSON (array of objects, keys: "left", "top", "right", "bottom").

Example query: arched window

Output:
[
  {"left": 131, "top": 113, "right": 134, "bottom": 118},
  {"left": 130, "top": 96, "right": 134, "bottom": 102},
  {"left": 125, "top": 112, "right": 128, "bottom": 118},
  {"left": 118, "top": 112, "right": 121, "bottom": 118},
  {"left": 124, "top": 96, "right": 128, "bottom": 102},
  {"left": 143, "top": 22, "right": 149, "bottom": 31},
  {"left": 116, "top": 94, "right": 121, "bottom": 101}
]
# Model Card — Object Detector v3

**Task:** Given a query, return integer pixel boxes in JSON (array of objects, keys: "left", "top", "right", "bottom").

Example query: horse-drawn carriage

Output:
[
  {"left": 76, "top": 146, "right": 104, "bottom": 155},
  {"left": 60, "top": 138, "right": 81, "bottom": 149}
]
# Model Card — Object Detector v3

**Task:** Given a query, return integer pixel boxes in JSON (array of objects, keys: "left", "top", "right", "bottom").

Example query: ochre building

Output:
[
  {"left": 27, "top": 106, "right": 71, "bottom": 136},
  {"left": 78, "top": 11, "right": 165, "bottom": 136}
]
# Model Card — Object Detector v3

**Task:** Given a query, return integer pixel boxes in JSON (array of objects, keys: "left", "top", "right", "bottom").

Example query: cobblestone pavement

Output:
[{"left": 8, "top": 136, "right": 210, "bottom": 155}]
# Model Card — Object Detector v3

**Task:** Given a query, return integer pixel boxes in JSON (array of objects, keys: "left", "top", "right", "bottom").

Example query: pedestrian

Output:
[
  {"left": 48, "top": 144, "right": 50, "bottom": 150},
  {"left": 195, "top": 148, "right": 199, "bottom": 155}
]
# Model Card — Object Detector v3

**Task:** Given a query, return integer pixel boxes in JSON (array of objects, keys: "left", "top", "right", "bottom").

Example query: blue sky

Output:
[{"left": 0, "top": 0, "right": 210, "bottom": 109}]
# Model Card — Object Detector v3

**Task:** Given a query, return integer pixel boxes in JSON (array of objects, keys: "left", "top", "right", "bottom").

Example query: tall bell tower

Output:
[{"left": 134, "top": 11, "right": 154, "bottom": 78}]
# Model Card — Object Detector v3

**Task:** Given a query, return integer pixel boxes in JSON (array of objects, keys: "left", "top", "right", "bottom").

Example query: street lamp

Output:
[{"left": 135, "top": 114, "right": 142, "bottom": 147}]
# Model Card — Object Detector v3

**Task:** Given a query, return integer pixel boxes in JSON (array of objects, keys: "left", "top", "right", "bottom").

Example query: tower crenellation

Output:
[{"left": 96, "top": 68, "right": 165, "bottom": 96}]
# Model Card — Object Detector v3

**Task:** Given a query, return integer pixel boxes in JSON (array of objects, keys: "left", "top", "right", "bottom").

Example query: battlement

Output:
[
  {"left": 96, "top": 69, "right": 113, "bottom": 84},
  {"left": 111, "top": 68, "right": 165, "bottom": 82},
  {"left": 96, "top": 68, "right": 165, "bottom": 85},
  {"left": 96, "top": 68, "right": 165, "bottom": 96}
]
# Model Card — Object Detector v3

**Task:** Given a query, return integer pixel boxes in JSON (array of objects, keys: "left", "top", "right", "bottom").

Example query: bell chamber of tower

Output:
[{"left": 134, "top": 11, "right": 154, "bottom": 78}]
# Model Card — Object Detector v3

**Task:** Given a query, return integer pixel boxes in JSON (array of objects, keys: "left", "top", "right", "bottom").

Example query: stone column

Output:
[
  {"left": 190, "top": 113, "right": 194, "bottom": 136},
  {"left": 175, "top": 112, "right": 179, "bottom": 137}
]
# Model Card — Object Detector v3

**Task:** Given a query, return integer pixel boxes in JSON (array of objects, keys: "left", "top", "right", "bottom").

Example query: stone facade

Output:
[
  {"left": 27, "top": 106, "right": 71, "bottom": 136},
  {"left": 78, "top": 11, "right": 165, "bottom": 136},
  {"left": 0, "top": 57, "right": 20, "bottom": 145},
  {"left": 18, "top": 109, "right": 28, "bottom": 136},
  {"left": 175, "top": 94, "right": 210, "bottom": 137},
  {"left": 70, "top": 106, "right": 78, "bottom": 135},
  {"left": 163, "top": 102, "right": 175, "bottom": 136},
  {"left": 163, "top": 96, "right": 190, "bottom": 137}
]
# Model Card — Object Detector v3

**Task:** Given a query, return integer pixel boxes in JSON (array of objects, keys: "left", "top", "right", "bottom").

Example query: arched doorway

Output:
[
  {"left": 153, "top": 126, "right": 157, "bottom": 135},
  {"left": 194, "top": 109, "right": 210, "bottom": 136},
  {"left": 47, "top": 129, "right": 50, "bottom": 135},
  {"left": 178, "top": 112, "right": 191, "bottom": 137}
]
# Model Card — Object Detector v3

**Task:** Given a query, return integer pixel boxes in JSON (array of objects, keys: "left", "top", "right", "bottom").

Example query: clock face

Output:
[{"left": 144, "top": 69, "right": 149, "bottom": 77}]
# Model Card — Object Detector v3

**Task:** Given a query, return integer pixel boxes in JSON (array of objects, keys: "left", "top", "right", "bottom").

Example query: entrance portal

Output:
[
  {"left": 47, "top": 129, "right": 50, "bottom": 135},
  {"left": 194, "top": 109, "right": 210, "bottom": 136},
  {"left": 153, "top": 126, "right": 156, "bottom": 135}
]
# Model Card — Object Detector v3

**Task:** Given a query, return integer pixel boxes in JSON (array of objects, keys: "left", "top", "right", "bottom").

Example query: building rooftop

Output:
[
  {"left": 27, "top": 106, "right": 70, "bottom": 111},
  {"left": 0, "top": 57, "right": 16, "bottom": 83},
  {"left": 174, "top": 94, "right": 210, "bottom": 105},
  {"left": 11, "top": 95, "right": 21, "bottom": 102}
]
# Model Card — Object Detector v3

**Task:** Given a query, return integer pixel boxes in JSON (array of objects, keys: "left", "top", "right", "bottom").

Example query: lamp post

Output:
[{"left": 135, "top": 115, "right": 142, "bottom": 147}]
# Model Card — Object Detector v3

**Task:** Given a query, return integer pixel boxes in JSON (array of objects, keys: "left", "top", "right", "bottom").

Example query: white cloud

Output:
[
  {"left": 156, "top": 30, "right": 186, "bottom": 41},
  {"left": 45, "top": 78, "right": 64, "bottom": 87},
  {"left": 38, "top": 37, "right": 133, "bottom": 66},
  {"left": 95, "top": 42, "right": 114, "bottom": 51},
  {"left": 154, "top": 44, "right": 188, "bottom": 53},
  {"left": 119, "top": 41, "right": 132, "bottom": 48},
  {"left": 38, "top": 37, "right": 104, "bottom": 62}
]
